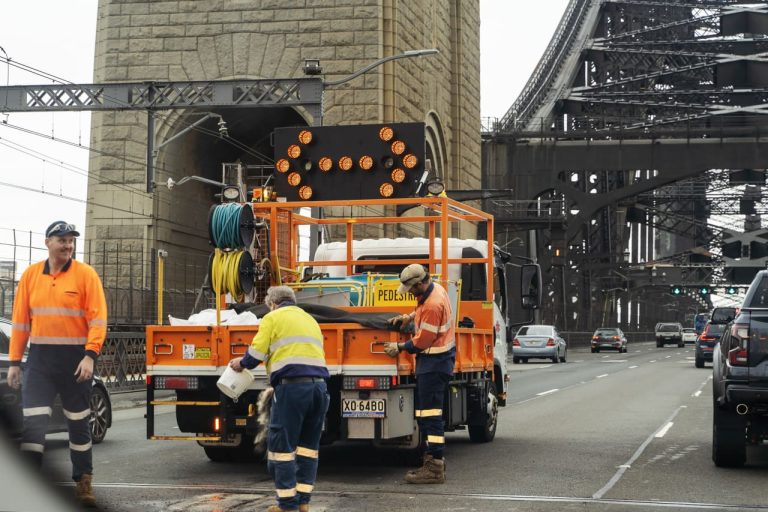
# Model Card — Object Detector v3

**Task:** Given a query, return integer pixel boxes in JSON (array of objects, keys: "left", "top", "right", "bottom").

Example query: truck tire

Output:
[
  {"left": 712, "top": 407, "right": 746, "bottom": 467},
  {"left": 468, "top": 382, "right": 498, "bottom": 443},
  {"left": 202, "top": 434, "right": 257, "bottom": 463}
]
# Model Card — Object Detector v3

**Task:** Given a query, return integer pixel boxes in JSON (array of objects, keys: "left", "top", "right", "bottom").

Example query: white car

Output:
[{"left": 682, "top": 327, "right": 698, "bottom": 344}]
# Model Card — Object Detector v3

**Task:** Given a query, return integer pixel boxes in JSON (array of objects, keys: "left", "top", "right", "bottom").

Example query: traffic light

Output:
[
  {"left": 670, "top": 285, "right": 683, "bottom": 296},
  {"left": 699, "top": 286, "right": 710, "bottom": 297},
  {"left": 273, "top": 122, "right": 425, "bottom": 201},
  {"left": 725, "top": 286, "right": 738, "bottom": 295}
]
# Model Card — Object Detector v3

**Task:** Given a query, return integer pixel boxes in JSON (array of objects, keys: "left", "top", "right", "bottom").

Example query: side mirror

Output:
[{"left": 520, "top": 263, "right": 542, "bottom": 310}]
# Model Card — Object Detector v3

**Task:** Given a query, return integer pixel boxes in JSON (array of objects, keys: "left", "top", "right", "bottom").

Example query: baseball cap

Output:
[
  {"left": 397, "top": 264, "right": 427, "bottom": 295},
  {"left": 45, "top": 221, "right": 80, "bottom": 238}
]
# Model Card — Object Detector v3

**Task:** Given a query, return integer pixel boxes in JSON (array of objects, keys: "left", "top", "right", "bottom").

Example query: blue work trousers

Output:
[
  {"left": 267, "top": 380, "right": 330, "bottom": 511},
  {"left": 21, "top": 346, "right": 93, "bottom": 481},
  {"left": 415, "top": 371, "right": 450, "bottom": 458}
]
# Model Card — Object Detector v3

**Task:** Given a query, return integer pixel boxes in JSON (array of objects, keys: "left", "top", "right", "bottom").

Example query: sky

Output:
[{"left": 0, "top": 1, "right": 570, "bottom": 269}]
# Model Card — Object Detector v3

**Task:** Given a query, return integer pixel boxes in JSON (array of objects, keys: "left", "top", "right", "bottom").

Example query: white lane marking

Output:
[
  {"left": 655, "top": 422, "right": 674, "bottom": 438},
  {"left": 650, "top": 360, "right": 656, "bottom": 363},
  {"left": 665, "top": 355, "right": 671, "bottom": 359},
  {"left": 629, "top": 365, "right": 639, "bottom": 369},
  {"left": 537, "top": 388, "right": 559, "bottom": 396},
  {"left": 693, "top": 390, "right": 702, "bottom": 398},
  {"left": 602, "top": 355, "right": 610, "bottom": 359},
  {"left": 601, "top": 360, "right": 627, "bottom": 363},
  {"left": 634, "top": 350, "right": 641, "bottom": 353},
  {"left": 597, "top": 374, "right": 608, "bottom": 379},
  {"left": 692, "top": 375, "right": 712, "bottom": 397},
  {"left": 592, "top": 405, "right": 686, "bottom": 499}
]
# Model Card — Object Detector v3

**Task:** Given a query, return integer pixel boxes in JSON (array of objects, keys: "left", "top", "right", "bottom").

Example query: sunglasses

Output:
[{"left": 46, "top": 223, "right": 77, "bottom": 238}]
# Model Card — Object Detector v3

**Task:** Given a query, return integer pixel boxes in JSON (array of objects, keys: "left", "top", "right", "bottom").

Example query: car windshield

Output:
[
  {"left": 517, "top": 325, "right": 552, "bottom": 336},
  {"left": 705, "top": 324, "right": 726, "bottom": 335},
  {"left": 683, "top": 328, "right": 695, "bottom": 333},
  {"left": 596, "top": 329, "right": 618, "bottom": 336},
  {"left": 658, "top": 324, "right": 679, "bottom": 332}
]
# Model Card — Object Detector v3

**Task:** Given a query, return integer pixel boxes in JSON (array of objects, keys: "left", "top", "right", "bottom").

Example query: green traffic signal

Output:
[
  {"left": 699, "top": 286, "right": 710, "bottom": 297},
  {"left": 670, "top": 285, "right": 683, "bottom": 295},
  {"left": 725, "top": 286, "right": 737, "bottom": 295}
]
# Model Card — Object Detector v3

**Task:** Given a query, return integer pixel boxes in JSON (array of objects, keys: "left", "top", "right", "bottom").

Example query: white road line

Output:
[
  {"left": 597, "top": 374, "right": 608, "bottom": 379},
  {"left": 655, "top": 422, "right": 674, "bottom": 438},
  {"left": 629, "top": 365, "right": 639, "bottom": 369},
  {"left": 665, "top": 355, "right": 671, "bottom": 359},
  {"left": 693, "top": 390, "right": 702, "bottom": 398},
  {"left": 650, "top": 360, "right": 656, "bottom": 363},
  {"left": 592, "top": 405, "right": 686, "bottom": 500},
  {"left": 537, "top": 388, "right": 559, "bottom": 396}
]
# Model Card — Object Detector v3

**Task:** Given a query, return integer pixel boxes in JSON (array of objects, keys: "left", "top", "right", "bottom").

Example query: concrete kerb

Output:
[{"left": 109, "top": 389, "right": 174, "bottom": 411}]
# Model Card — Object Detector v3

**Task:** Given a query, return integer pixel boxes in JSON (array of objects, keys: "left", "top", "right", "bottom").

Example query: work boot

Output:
[
  {"left": 299, "top": 505, "right": 309, "bottom": 512},
  {"left": 404, "top": 454, "right": 445, "bottom": 484},
  {"left": 406, "top": 454, "right": 446, "bottom": 477},
  {"left": 75, "top": 473, "right": 97, "bottom": 508},
  {"left": 266, "top": 506, "right": 299, "bottom": 512}
]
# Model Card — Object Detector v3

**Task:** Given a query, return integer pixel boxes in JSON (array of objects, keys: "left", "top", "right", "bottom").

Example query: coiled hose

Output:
[
  {"left": 211, "top": 248, "right": 246, "bottom": 302},
  {"left": 210, "top": 203, "right": 246, "bottom": 249}
]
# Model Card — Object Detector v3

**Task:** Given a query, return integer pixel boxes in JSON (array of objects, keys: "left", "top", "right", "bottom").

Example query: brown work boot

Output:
[
  {"left": 404, "top": 454, "right": 445, "bottom": 484},
  {"left": 299, "top": 505, "right": 309, "bottom": 512},
  {"left": 266, "top": 506, "right": 299, "bottom": 512},
  {"left": 75, "top": 473, "right": 97, "bottom": 507}
]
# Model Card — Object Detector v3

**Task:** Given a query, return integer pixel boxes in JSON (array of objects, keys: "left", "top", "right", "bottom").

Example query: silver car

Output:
[{"left": 512, "top": 324, "right": 567, "bottom": 364}]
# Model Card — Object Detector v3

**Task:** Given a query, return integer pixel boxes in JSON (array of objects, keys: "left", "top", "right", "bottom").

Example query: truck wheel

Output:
[
  {"left": 468, "top": 382, "right": 498, "bottom": 443},
  {"left": 712, "top": 407, "right": 746, "bottom": 467},
  {"left": 203, "top": 434, "right": 257, "bottom": 463}
]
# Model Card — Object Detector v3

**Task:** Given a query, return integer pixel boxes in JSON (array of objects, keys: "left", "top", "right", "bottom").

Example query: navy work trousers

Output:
[
  {"left": 267, "top": 380, "right": 330, "bottom": 511},
  {"left": 21, "top": 345, "right": 93, "bottom": 481},
  {"left": 415, "top": 371, "right": 450, "bottom": 458}
]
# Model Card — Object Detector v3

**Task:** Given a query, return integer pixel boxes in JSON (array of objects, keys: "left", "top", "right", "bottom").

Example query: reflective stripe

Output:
[
  {"left": 296, "top": 446, "right": 319, "bottom": 458},
  {"left": 270, "top": 356, "right": 327, "bottom": 374},
  {"left": 63, "top": 408, "right": 91, "bottom": 421},
  {"left": 271, "top": 335, "right": 324, "bottom": 351},
  {"left": 23, "top": 406, "right": 53, "bottom": 417},
  {"left": 88, "top": 318, "right": 107, "bottom": 327},
  {"left": 415, "top": 409, "right": 442, "bottom": 418},
  {"left": 20, "top": 443, "right": 45, "bottom": 453},
  {"left": 427, "top": 435, "right": 445, "bottom": 444},
  {"left": 248, "top": 347, "right": 267, "bottom": 360},
  {"left": 30, "top": 307, "right": 85, "bottom": 317},
  {"left": 29, "top": 336, "right": 87, "bottom": 345},
  {"left": 70, "top": 441, "right": 92, "bottom": 452},
  {"left": 422, "top": 340, "right": 456, "bottom": 355},
  {"left": 437, "top": 320, "right": 452, "bottom": 333},
  {"left": 12, "top": 322, "right": 30, "bottom": 331},
  {"left": 420, "top": 321, "right": 439, "bottom": 334},
  {"left": 296, "top": 483, "right": 314, "bottom": 493},
  {"left": 268, "top": 451, "right": 296, "bottom": 462},
  {"left": 276, "top": 488, "right": 297, "bottom": 498}
]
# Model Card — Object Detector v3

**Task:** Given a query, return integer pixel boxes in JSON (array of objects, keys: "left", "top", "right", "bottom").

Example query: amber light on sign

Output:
[
  {"left": 287, "top": 144, "right": 301, "bottom": 159},
  {"left": 339, "top": 156, "right": 353, "bottom": 171},
  {"left": 298, "top": 186, "right": 313, "bottom": 200},
  {"left": 359, "top": 155, "right": 374, "bottom": 171},
  {"left": 298, "top": 130, "right": 313, "bottom": 144},
  {"left": 379, "top": 126, "right": 394, "bottom": 141},
  {"left": 318, "top": 157, "right": 333, "bottom": 172},
  {"left": 391, "top": 168, "right": 406, "bottom": 183},
  {"left": 402, "top": 154, "right": 418, "bottom": 169},
  {"left": 390, "top": 140, "right": 406, "bottom": 155},
  {"left": 275, "top": 159, "right": 290, "bottom": 173},
  {"left": 287, "top": 172, "right": 301, "bottom": 186},
  {"left": 379, "top": 183, "right": 394, "bottom": 197}
]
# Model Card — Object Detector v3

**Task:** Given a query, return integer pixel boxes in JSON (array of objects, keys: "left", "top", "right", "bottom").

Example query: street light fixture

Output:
[{"left": 315, "top": 48, "right": 440, "bottom": 87}]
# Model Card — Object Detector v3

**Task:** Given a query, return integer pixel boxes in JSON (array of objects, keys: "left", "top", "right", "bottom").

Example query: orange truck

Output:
[{"left": 145, "top": 196, "right": 541, "bottom": 461}]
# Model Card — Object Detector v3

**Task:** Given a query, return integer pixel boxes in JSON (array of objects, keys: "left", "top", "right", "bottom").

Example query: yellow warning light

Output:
[
  {"left": 359, "top": 155, "right": 374, "bottom": 171},
  {"left": 298, "top": 130, "right": 313, "bottom": 145},
  {"left": 379, "top": 126, "right": 394, "bottom": 142},
  {"left": 339, "top": 156, "right": 353, "bottom": 171},
  {"left": 391, "top": 168, "right": 406, "bottom": 183},
  {"left": 318, "top": 157, "right": 333, "bottom": 172},
  {"left": 390, "top": 140, "right": 406, "bottom": 155},
  {"left": 287, "top": 172, "right": 301, "bottom": 187},
  {"left": 379, "top": 183, "right": 394, "bottom": 197},
  {"left": 275, "top": 159, "right": 290, "bottom": 173},
  {"left": 298, "top": 186, "right": 313, "bottom": 200},
  {"left": 402, "top": 154, "right": 418, "bottom": 169},
  {"left": 287, "top": 144, "right": 301, "bottom": 159}
]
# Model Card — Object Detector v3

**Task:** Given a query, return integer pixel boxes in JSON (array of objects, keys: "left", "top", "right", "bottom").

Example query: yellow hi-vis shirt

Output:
[
  {"left": 10, "top": 259, "right": 108, "bottom": 364},
  {"left": 246, "top": 305, "right": 328, "bottom": 386}
]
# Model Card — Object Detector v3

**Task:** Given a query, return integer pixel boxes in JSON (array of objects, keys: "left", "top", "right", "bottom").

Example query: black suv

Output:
[{"left": 712, "top": 279, "right": 767, "bottom": 467}]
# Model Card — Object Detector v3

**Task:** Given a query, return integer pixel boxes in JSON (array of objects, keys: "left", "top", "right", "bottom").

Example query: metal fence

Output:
[{"left": 96, "top": 332, "right": 146, "bottom": 392}]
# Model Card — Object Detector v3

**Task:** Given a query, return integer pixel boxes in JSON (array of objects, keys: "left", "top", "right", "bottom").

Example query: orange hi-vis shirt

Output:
[
  {"left": 410, "top": 282, "right": 455, "bottom": 354},
  {"left": 10, "top": 259, "right": 107, "bottom": 364}
]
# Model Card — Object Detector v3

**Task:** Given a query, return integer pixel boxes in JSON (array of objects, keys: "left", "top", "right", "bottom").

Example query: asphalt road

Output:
[{"left": 8, "top": 341, "right": 768, "bottom": 511}]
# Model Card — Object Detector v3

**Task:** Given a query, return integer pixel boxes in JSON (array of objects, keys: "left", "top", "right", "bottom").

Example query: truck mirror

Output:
[{"left": 520, "top": 263, "right": 541, "bottom": 310}]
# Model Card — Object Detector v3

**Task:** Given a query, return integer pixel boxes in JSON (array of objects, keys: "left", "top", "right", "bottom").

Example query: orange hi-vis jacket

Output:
[
  {"left": 401, "top": 282, "right": 456, "bottom": 375},
  {"left": 9, "top": 259, "right": 107, "bottom": 365}
]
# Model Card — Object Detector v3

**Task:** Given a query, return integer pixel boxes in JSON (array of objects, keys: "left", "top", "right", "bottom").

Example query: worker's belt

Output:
[{"left": 279, "top": 377, "right": 325, "bottom": 385}]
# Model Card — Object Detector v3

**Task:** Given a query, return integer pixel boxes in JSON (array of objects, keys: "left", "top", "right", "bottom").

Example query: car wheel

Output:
[
  {"left": 695, "top": 356, "right": 704, "bottom": 368},
  {"left": 590, "top": 347, "right": 596, "bottom": 353},
  {"left": 656, "top": 341, "right": 663, "bottom": 348},
  {"left": 522, "top": 358, "right": 528, "bottom": 364},
  {"left": 712, "top": 406, "right": 746, "bottom": 467},
  {"left": 560, "top": 350, "right": 567, "bottom": 363},
  {"left": 468, "top": 381, "right": 498, "bottom": 443},
  {"left": 678, "top": 341, "right": 684, "bottom": 348},
  {"left": 551, "top": 352, "right": 559, "bottom": 364},
  {"left": 513, "top": 357, "right": 520, "bottom": 364},
  {"left": 595, "top": 347, "right": 600, "bottom": 353},
  {"left": 89, "top": 386, "right": 111, "bottom": 444},
  {"left": 203, "top": 434, "right": 258, "bottom": 463}
]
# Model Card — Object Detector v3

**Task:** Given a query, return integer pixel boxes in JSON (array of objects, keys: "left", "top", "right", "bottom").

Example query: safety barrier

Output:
[{"left": 96, "top": 332, "right": 146, "bottom": 392}]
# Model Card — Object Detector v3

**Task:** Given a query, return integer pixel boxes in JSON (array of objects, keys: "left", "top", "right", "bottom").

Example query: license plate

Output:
[{"left": 341, "top": 398, "right": 386, "bottom": 418}]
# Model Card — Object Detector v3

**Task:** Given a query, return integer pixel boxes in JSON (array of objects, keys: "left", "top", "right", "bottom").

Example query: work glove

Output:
[
  {"left": 388, "top": 314, "right": 413, "bottom": 331},
  {"left": 383, "top": 342, "right": 401, "bottom": 358}
]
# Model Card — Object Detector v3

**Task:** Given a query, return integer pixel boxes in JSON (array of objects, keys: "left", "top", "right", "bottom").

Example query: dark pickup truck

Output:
[{"left": 711, "top": 277, "right": 768, "bottom": 467}]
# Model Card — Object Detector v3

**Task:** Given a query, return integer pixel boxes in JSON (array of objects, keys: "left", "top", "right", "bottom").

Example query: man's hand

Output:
[
  {"left": 388, "top": 314, "right": 413, "bottom": 331},
  {"left": 7, "top": 366, "right": 21, "bottom": 390},
  {"left": 229, "top": 358, "right": 244, "bottom": 372},
  {"left": 383, "top": 342, "right": 401, "bottom": 358},
  {"left": 74, "top": 356, "right": 94, "bottom": 383}
]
